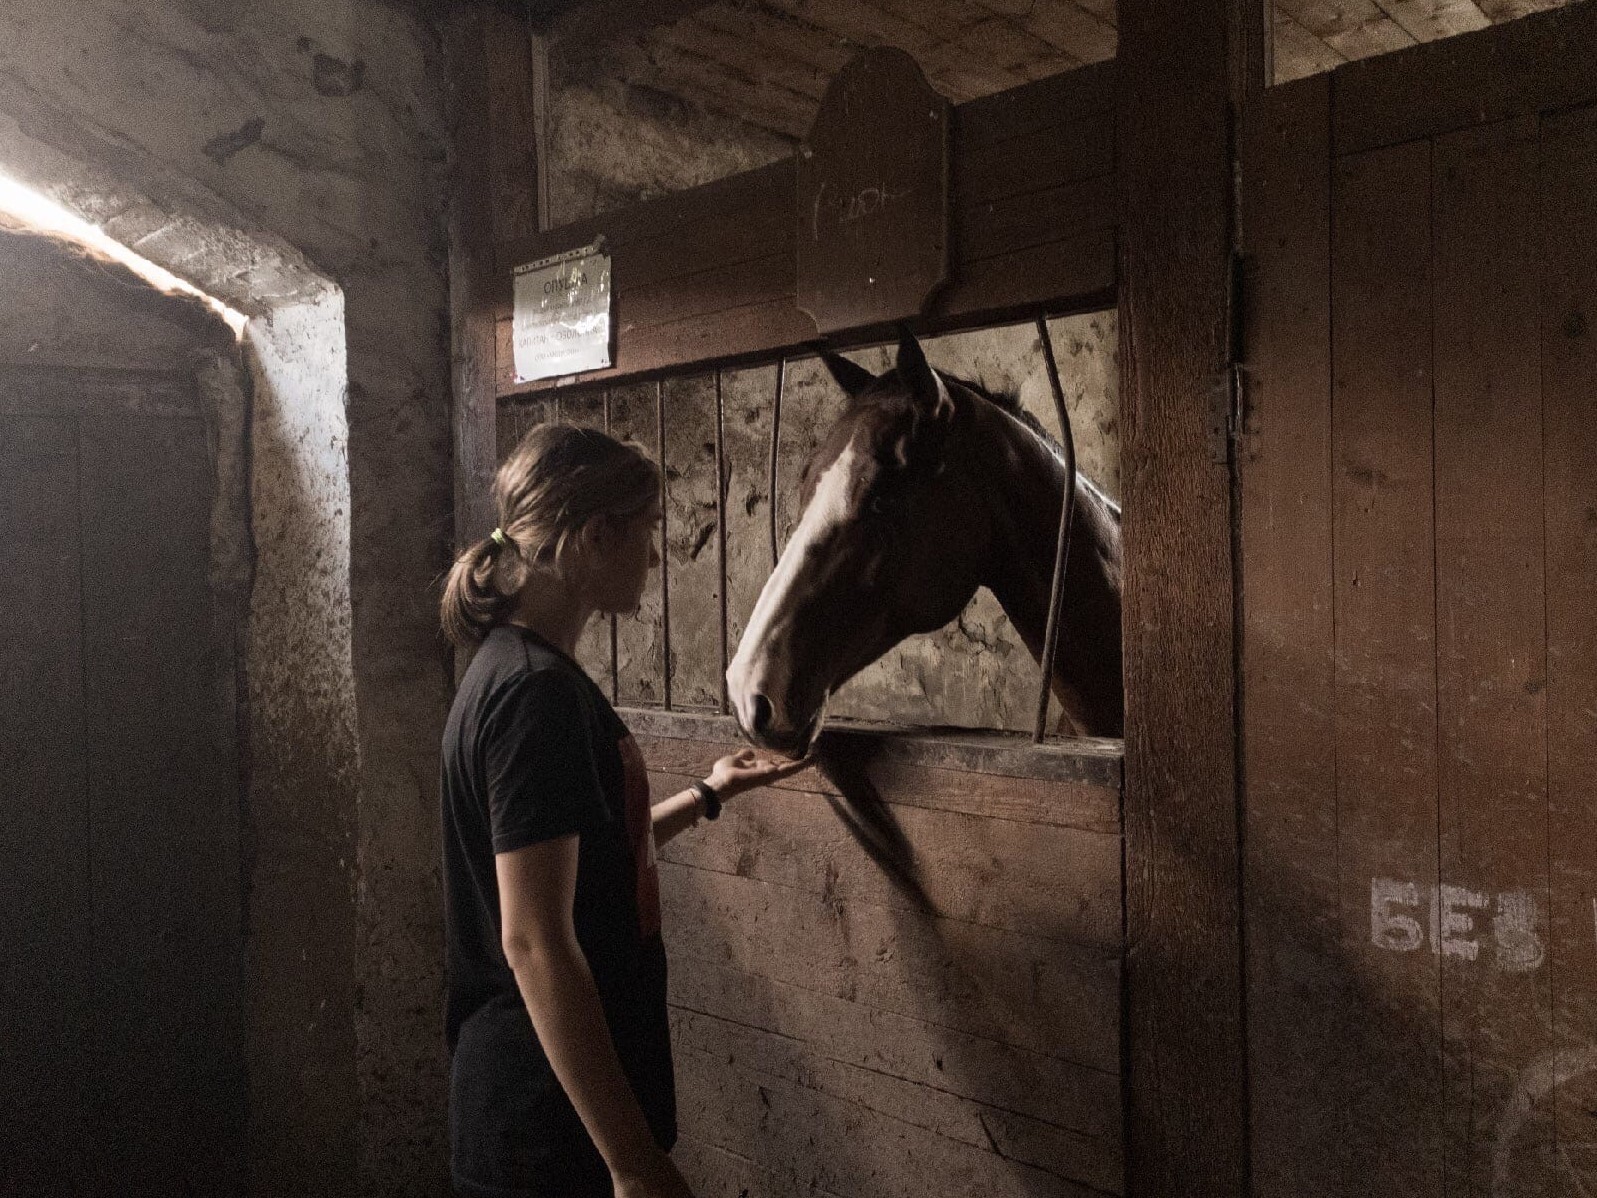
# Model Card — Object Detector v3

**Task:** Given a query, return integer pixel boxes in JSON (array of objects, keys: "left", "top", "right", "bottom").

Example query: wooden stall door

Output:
[
  {"left": 1240, "top": 47, "right": 1597, "bottom": 1198},
  {"left": 0, "top": 370, "right": 247, "bottom": 1197},
  {"left": 630, "top": 714, "right": 1126, "bottom": 1198}
]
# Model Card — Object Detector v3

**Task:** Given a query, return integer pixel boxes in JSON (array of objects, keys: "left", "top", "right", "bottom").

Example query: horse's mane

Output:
[
  {"left": 942, "top": 371, "right": 1062, "bottom": 455},
  {"left": 942, "top": 370, "right": 1123, "bottom": 519}
]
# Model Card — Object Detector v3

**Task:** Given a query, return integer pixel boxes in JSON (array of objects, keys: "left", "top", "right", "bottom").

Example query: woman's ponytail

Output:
[
  {"left": 441, "top": 423, "right": 660, "bottom": 648},
  {"left": 440, "top": 533, "right": 519, "bottom": 647}
]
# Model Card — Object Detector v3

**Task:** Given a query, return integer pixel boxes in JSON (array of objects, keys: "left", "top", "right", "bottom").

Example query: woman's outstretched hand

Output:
[{"left": 706, "top": 747, "right": 815, "bottom": 800}]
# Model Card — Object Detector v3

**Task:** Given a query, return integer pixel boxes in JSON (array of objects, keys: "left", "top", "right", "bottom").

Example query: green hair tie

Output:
[{"left": 489, "top": 527, "right": 508, "bottom": 548}]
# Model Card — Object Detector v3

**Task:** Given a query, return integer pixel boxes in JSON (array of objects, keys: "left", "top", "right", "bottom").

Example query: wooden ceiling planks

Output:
[{"left": 565, "top": 0, "right": 1588, "bottom": 132}]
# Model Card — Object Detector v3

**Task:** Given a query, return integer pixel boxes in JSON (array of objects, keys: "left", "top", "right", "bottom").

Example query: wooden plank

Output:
[
  {"left": 1538, "top": 102, "right": 1597, "bottom": 1195},
  {"left": 0, "top": 414, "right": 94, "bottom": 1194},
  {"left": 1431, "top": 115, "right": 1554, "bottom": 1196},
  {"left": 671, "top": 1007, "right": 1123, "bottom": 1193},
  {"left": 1331, "top": 0, "right": 1597, "bottom": 156},
  {"left": 660, "top": 862, "right": 1121, "bottom": 1072},
  {"left": 623, "top": 705, "right": 1129, "bottom": 772},
  {"left": 484, "top": 14, "right": 541, "bottom": 247},
  {"left": 953, "top": 173, "right": 1115, "bottom": 264},
  {"left": 78, "top": 412, "right": 247, "bottom": 1192},
  {"left": 620, "top": 252, "right": 794, "bottom": 333},
  {"left": 496, "top": 158, "right": 796, "bottom": 288},
  {"left": 1115, "top": 0, "right": 1246, "bottom": 1191},
  {"left": 1237, "top": 73, "right": 1347, "bottom": 1198},
  {"left": 1330, "top": 137, "right": 1441, "bottom": 1195},
  {"left": 673, "top": 1041, "right": 1112, "bottom": 1197},
  {"left": 933, "top": 227, "right": 1116, "bottom": 327},
  {"left": 653, "top": 742, "right": 1119, "bottom": 832},
  {"left": 633, "top": 726, "right": 1122, "bottom": 825},
  {"left": 608, "top": 383, "right": 669, "bottom": 703},
  {"left": 448, "top": 2, "right": 541, "bottom": 683},
  {"left": 659, "top": 373, "right": 724, "bottom": 709},
  {"left": 493, "top": 66, "right": 1118, "bottom": 395},
  {"left": 953, "top": 112, "right": 1114, "bottom": 206},
  {"left": 674, "top": 1133, "right": 850, "bottom": 1198},
  {"left": 652, "top": 768, "right": 1122, "bottom": 947},
  {"left": 0, "top": 363, "right": 198, "bottom": 419},
  {"left": 953, "top": 59, "right": 1114, "bottom": 147},
  {"left": 668, "top": 956, "right": 1121, "bottom": 1144}
]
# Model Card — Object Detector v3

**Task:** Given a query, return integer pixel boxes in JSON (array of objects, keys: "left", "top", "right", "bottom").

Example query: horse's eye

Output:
[{"left": 869, "top": 493, "right": 894, "bottom": 516}]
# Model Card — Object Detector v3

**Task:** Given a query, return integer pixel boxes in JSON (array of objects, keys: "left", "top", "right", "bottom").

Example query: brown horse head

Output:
[{"left": 728, "top": 332, "right": 1031, "bottom": 756}]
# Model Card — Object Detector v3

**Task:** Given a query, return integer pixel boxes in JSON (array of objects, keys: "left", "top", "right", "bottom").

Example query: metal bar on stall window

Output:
[
  {"left": 603, "top": 388, "right": 619, "bottom": 704},
  {"left": 714, "top": 371, "right": 731, "bottom": 715},
  {"left": 656, "top": 379, "right": 673, "bottom": 711},
  {"left": 1034, "top": 316, "right": 1079, "bottom": 744},
  {"left": 768, "top": 359, "right": 785, "bottom": 570}
]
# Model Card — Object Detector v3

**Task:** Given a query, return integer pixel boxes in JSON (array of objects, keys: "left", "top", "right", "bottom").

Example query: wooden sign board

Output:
[{"left": 796, "top": 48, "right": 951, "bottom": 336}]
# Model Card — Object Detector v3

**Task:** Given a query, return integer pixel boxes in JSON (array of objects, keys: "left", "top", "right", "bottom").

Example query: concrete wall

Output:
[
  {"left": 0, "top": 5, "right": 453, "bottom": 1194},
  {"left": 546, "top": 53, "right": 793, "bottom": 227}
]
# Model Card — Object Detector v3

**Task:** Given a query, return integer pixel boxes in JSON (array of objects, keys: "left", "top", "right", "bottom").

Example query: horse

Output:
[{"left": 726, "top": 330, "right": 1123, "bottom": 758}]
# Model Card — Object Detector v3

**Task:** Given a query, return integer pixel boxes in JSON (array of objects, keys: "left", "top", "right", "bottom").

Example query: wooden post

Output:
[
  {"left": 447, "top": 2, "right": 541, "bottom": 675},
  {"left": 1115, "top": 1, "right": 1254, "bottom": 1192}
]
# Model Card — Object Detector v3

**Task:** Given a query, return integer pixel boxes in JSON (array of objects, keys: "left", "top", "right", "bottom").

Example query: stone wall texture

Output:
[{"left": 0, "top": 3, "right": 454, "bottom": 1194}]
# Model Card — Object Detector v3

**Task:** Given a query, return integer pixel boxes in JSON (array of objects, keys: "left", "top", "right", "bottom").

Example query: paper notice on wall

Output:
[{"left": 510, "top": 242, "right": 612, "bottom": 383}]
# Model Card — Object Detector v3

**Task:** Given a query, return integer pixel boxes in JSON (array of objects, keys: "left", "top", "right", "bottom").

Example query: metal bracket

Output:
[{"left": 1207, "top": 367, "right": 1240, "bottom": 464}]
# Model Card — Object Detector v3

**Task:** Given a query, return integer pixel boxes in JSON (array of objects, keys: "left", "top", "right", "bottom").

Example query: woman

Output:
[{"left": 440, "top": 424, "right": 811, "bottom": 1198}]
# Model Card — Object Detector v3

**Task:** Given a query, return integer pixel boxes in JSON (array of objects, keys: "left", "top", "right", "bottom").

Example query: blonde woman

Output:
[{"left": 440, "top": 425, "right": 811, "bottom": 1198}]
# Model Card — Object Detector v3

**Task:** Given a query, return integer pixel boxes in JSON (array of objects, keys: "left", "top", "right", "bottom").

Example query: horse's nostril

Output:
[{"left": 750, "top": 693, "right": 774, "bottom": 735}]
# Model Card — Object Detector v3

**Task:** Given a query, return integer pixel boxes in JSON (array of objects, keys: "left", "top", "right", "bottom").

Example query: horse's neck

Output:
[{"left": 969, "top": 401, "right": 1124, "bottom": 736}]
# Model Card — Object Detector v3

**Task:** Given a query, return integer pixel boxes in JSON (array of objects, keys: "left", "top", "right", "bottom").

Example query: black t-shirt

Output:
[{"left": 442, "top": 625, "right": 673, "bottom": 1197}]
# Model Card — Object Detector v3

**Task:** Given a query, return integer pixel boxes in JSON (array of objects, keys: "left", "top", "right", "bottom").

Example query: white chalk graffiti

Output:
[{"left": 1370, "top": 877, "right": 1546, "bottom": 972}]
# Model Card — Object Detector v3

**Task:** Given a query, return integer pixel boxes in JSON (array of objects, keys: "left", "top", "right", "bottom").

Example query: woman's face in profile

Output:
[{"left": 588, "top": 498, "right": 661, "bottom": 614}]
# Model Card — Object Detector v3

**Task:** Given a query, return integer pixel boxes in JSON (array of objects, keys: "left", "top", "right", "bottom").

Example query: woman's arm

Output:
[
  {"left": 650, "top": 750, "right": 817, "bottom": 849},
  {"left": 496, "top": 836, "right": 693, "bottom": 1198}
]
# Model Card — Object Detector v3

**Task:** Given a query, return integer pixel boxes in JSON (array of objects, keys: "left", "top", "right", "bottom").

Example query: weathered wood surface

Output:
[
  {"left": 447, "top": 0, "right": 541, "bottom": 674},
  {"left": 0, "top": 413, "right": 93, "bottom": 1195},
  {"left": 636, "top": 727, "right": 1119, "bottom": 826},
  {"left": 796, "top": 47, "right": 950, "bottom": 335},
  {"left": 1238, "top": 73, "right": 1344, "bottom": 1198},
  {"left": 0, "top": 388, "right": 245, "bottom": 1195},
  {"left": 1115, "top": 0, "right": 1246, "bottom": 1191},
  {"left": 1431, "top": 115, "right": 1553, "bottom": 1195},
  {"left": 1241, "top": 53, "right": 1597, "bottom": 1198},
  {"left": 1331, "top": 134, "right": 1444, "bottom": 1195},
  {"left": 1539, "top": 101, "right": 1597, "bottom": 1192},
  {"left": 641, "top": 721, "right": 1124, "bottom": 1196},
  {"left": 493, "top": 63, "right": 1115, "bottom": 394},
  {"left": 1331, "top": 0, "right": 1597, "bottom": 156}
]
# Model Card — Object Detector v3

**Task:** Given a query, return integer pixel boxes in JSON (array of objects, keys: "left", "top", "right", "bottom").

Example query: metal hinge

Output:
[{"left": 1207, "top": 364, "right": 1243, "bottom": 465}]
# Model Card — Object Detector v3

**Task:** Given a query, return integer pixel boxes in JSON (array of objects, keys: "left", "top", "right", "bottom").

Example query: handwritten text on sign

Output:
[
  {"left": 511, "top": 243, "right": 612, "bottom": 384},
  {"left": 1370, "top": 878, "right": 1545, "bottom": 972}
]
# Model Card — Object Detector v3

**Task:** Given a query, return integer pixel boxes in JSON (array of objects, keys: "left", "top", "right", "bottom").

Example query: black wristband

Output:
[{"left": 690, "top": 779, "right": 722, "bottom": 821}]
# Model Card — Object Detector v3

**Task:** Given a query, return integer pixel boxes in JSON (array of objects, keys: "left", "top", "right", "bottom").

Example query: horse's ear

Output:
[
  {"left": 820, "top": 351, "right": 876, "bottom": 398},
  {"left": 895, "top": 330, "right": 953, "bottom": 422}
]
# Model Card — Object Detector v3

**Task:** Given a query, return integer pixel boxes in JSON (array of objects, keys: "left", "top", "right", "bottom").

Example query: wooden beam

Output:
[
  {"left": 446, "top": 1, "right": 542, "bottom": 673},
  {"left": 1115, "top": 0, "right": 1250, "bottom": 1192},
  {"left": 491, "top": 62, "right": 1118, "bottom": 395}
]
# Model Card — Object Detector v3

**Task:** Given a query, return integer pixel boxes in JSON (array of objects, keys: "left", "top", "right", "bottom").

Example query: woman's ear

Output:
[{"left": 581, "top": 515, "right": 615, "bottom": 554}]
